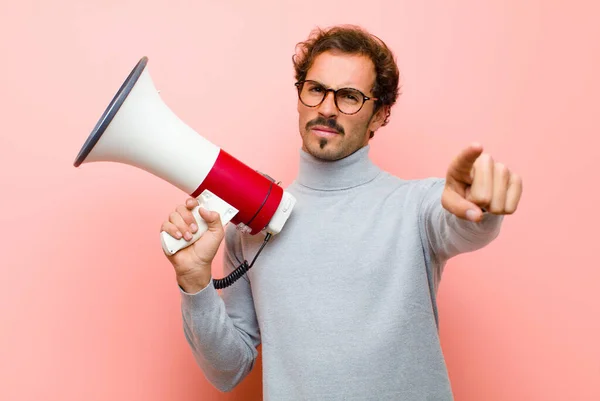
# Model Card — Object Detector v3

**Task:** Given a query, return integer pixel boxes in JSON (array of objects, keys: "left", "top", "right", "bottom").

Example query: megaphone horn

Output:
[{"left": 74, "top": 57, "right": 296, "bottom": 288}]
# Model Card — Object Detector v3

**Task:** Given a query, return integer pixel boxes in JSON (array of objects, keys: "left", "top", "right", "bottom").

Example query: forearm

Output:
[
  {"left": 420, "top": 179, "right": 504, "bottom": 261},
  {"left": 427, "top": 207, "right": 503, "bottom": 260},
  {"left": 180, "top": 281, "right": 258, "bottom": 392}
]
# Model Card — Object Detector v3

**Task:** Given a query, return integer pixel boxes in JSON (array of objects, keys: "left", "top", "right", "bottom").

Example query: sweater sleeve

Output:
[
  {"left": 419, "top": 178, "right": 504, "bottom": 263},
  {"left": 179, "top": 225, "right": 261, "bottom": 392}
]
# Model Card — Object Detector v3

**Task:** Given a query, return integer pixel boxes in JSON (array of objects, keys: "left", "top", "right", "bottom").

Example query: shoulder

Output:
[{"left": 379, "top": 172, "right": 446, "bottom": 195}]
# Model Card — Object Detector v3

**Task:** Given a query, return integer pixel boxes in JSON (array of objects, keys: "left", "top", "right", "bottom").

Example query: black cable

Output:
[
  {"left": 213, "top": 233, "right": 273, "bottom": 289},
  {"left": 245, "top": 179, "right": 274, "bottom": 228}
]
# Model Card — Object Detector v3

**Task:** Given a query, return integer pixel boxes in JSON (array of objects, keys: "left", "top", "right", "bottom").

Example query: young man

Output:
[{"left": 161, "top": 25, "right": 522, "bottom": 400}]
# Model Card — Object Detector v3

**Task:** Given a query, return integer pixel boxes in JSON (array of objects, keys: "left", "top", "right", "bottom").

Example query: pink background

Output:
[{"left": 1, "top": 1, "right": 599, "bottom": 400}]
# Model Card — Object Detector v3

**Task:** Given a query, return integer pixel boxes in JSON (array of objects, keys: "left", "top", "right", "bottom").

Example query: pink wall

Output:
[{"left": 1, "top": 1, "right": 599, "bottom": 400}]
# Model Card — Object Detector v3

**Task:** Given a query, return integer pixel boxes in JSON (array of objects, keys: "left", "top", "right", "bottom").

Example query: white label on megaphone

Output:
[{"left": 160, "top": 189, "right": 238, "bottom": 256}]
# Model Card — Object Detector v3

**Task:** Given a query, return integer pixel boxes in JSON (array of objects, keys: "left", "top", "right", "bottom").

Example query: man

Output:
[{"left": 161, "top": 25, "right": 522, "bottom": 400}]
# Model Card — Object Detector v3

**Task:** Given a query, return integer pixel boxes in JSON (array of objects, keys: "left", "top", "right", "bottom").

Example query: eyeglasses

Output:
[{"left": 295, "top": 80, "right": 379, "bottom": 115}]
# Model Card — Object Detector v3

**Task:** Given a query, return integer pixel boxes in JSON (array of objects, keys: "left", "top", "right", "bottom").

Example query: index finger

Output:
[
  {"left": 447, "top": 142, "right": 484, "bottom": 178},
  {"left": 185, "top": 197, "right": 199, "bottom": 210}
]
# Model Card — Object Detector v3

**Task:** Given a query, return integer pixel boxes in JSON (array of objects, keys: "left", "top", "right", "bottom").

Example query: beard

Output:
[
  {"left": 300, "top": 115, "right": 371, "bottom": 161},
  {"left": 305, "top": 116, "right": 345, "bottom": 156},
  {"left": 304, "top": 134, "right": 347, "bottom": 161}
]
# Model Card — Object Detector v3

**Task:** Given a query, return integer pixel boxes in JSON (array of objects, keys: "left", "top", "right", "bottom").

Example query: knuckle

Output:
[
  {"left": 161, "top": 222, "right": 178, "bottom": 235},
  {"left": 178, "top": 210, "right": 194, "bottom": 224},
  {"left": 489, "top": 204, "right": 504, "bottom": 214},
  {"left": 470, "top": 192, "right": 491, "bottom": 206},
  {"left": 212, "top": 222, "right": 222, "bottom": 231},
  {"left": 209, "top": 227, "right": 225, "bottom": 242},
  {"left": 478, "top": 153, "right": 493, "bottom": 165},
  {"left": 495, "top": 162, "right": 508, "bottom": 175},
  {"left": 512, "top": 174, "right": 523, "bottom": 187}
]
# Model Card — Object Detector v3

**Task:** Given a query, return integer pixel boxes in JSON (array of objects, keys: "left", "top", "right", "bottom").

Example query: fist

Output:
[
  {"left": 160, "top": 198, "right": 226, "bottom": 292},
  {"left": 442, "top": 143, "right": 523, "bottom": 222}
]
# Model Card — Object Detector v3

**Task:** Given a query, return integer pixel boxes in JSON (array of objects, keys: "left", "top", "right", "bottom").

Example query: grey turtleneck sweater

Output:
[{"left": 180, "top": 145, "right": 503, "bottom": 400}]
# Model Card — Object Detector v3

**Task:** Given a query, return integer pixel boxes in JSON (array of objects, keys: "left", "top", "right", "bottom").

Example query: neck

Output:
[{"left": 296, "top": 145, "right": 381, "bottom": 190}]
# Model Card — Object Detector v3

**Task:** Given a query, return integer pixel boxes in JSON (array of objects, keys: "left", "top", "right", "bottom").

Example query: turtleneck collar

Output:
[{"left": 296, "top": 145, "right": 382, "bottom": 191}]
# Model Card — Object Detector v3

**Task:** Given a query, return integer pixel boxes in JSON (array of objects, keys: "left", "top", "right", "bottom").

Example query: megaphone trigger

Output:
[{"left": 160, "top": 189, "right": 239, "bottom": 255}]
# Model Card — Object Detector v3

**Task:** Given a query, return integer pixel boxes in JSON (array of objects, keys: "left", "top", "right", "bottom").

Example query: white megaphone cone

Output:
[{"left": 74, "top": 57, "right": 296, "bottom": 288}]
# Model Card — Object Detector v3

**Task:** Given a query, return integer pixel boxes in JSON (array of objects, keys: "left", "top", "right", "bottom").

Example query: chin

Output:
[{"left": 305, "top": 140, "right": 347, "bottom": 161}]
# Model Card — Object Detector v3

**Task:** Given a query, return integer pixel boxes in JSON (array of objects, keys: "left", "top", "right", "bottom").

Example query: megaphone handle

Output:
[{"left": 160, "top": 190, "right": 238, "bottom": 256}]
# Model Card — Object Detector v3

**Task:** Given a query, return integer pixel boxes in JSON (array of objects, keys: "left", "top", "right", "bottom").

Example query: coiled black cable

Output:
[{"left": 213, "top": 233, "right": 272, "bottom": 289}]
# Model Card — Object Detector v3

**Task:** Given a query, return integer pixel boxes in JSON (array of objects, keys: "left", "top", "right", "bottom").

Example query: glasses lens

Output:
[
  {"left": 335, "top": 88, "right": 364, "bottom": 114},
  {"left": 299, "top": 81, "right": 325, "bottom": 107}
]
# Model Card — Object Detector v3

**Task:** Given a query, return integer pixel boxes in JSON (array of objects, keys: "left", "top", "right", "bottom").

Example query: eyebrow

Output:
[{"left": 306, "top": 79, "right": 371, "bottom": 95}]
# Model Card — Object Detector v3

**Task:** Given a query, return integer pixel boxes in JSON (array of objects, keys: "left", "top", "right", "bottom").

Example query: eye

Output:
[{"left": 339, "top": 89, "right": 360, "bottom": 103}]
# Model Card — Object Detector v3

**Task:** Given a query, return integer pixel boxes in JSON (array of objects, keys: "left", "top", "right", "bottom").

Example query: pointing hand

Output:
[{"left": 441, "top": 143, "right": 523, "bottom": 222}]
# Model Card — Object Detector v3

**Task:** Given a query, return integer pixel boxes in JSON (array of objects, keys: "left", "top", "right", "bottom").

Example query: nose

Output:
[{"left": 317, "top": 90, "right": 338, "bottom": 119}]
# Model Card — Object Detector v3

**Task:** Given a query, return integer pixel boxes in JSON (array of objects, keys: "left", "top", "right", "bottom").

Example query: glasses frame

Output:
[{"left": 294, "top": 80, "right": 379, "bottom": 115}]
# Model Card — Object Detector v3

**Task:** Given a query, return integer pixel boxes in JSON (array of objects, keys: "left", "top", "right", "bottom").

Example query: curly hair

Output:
[{"left": 292, "top": 25, "right": 400, "bottom": 131}]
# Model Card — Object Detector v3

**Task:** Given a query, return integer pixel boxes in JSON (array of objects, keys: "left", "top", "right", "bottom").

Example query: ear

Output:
[{"left": 368, "top": 105, "right": 389, "bottom": 133}]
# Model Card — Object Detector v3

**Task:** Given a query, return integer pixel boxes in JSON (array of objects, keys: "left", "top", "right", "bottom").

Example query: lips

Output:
[{"left": 311, "top": 125, "right": 340, "bottom": 137}]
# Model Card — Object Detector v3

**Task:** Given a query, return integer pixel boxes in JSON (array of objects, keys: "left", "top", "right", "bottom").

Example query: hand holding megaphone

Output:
[
  {"left": 160, "top": 197, "right": 228, "bottom": 293},
  {"left": 160, "top": 189, "right": 239, "bottom": 256}
]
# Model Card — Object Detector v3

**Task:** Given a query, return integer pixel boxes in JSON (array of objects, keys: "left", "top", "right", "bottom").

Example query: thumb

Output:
[
  {"left": 442, "top": 187, "right": 484, "bottom": 222},
  {"left": 198, "top": 207, "right": 224, "bottom": 233}
]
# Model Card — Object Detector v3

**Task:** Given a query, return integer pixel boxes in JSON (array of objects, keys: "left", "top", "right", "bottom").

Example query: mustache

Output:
[{"left": 306, "top": 117, "right": 345, "bottom": 135}]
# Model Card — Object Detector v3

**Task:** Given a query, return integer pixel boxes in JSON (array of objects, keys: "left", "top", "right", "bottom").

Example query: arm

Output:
[
  {"left": 180, "top": 225, "right": 260, "bottom": 392},
  {"left": 420, "top": 143, "right": 522, "bottom": 262},
  {"left": 419, "top": 178, "right": 503, "bottom": 262}
]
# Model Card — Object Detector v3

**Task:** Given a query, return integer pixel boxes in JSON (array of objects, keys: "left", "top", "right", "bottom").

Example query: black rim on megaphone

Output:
[
  {"left": 73, "top": 56, "right": 271, "bottom": 290},
  {"left": 74, "top": 57, "right": 149, "bottom": 168}
]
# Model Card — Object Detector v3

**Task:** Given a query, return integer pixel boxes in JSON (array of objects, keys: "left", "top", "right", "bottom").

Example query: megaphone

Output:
[{"left": 73, "top": 56, "right": 296, "bottom": 288}]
